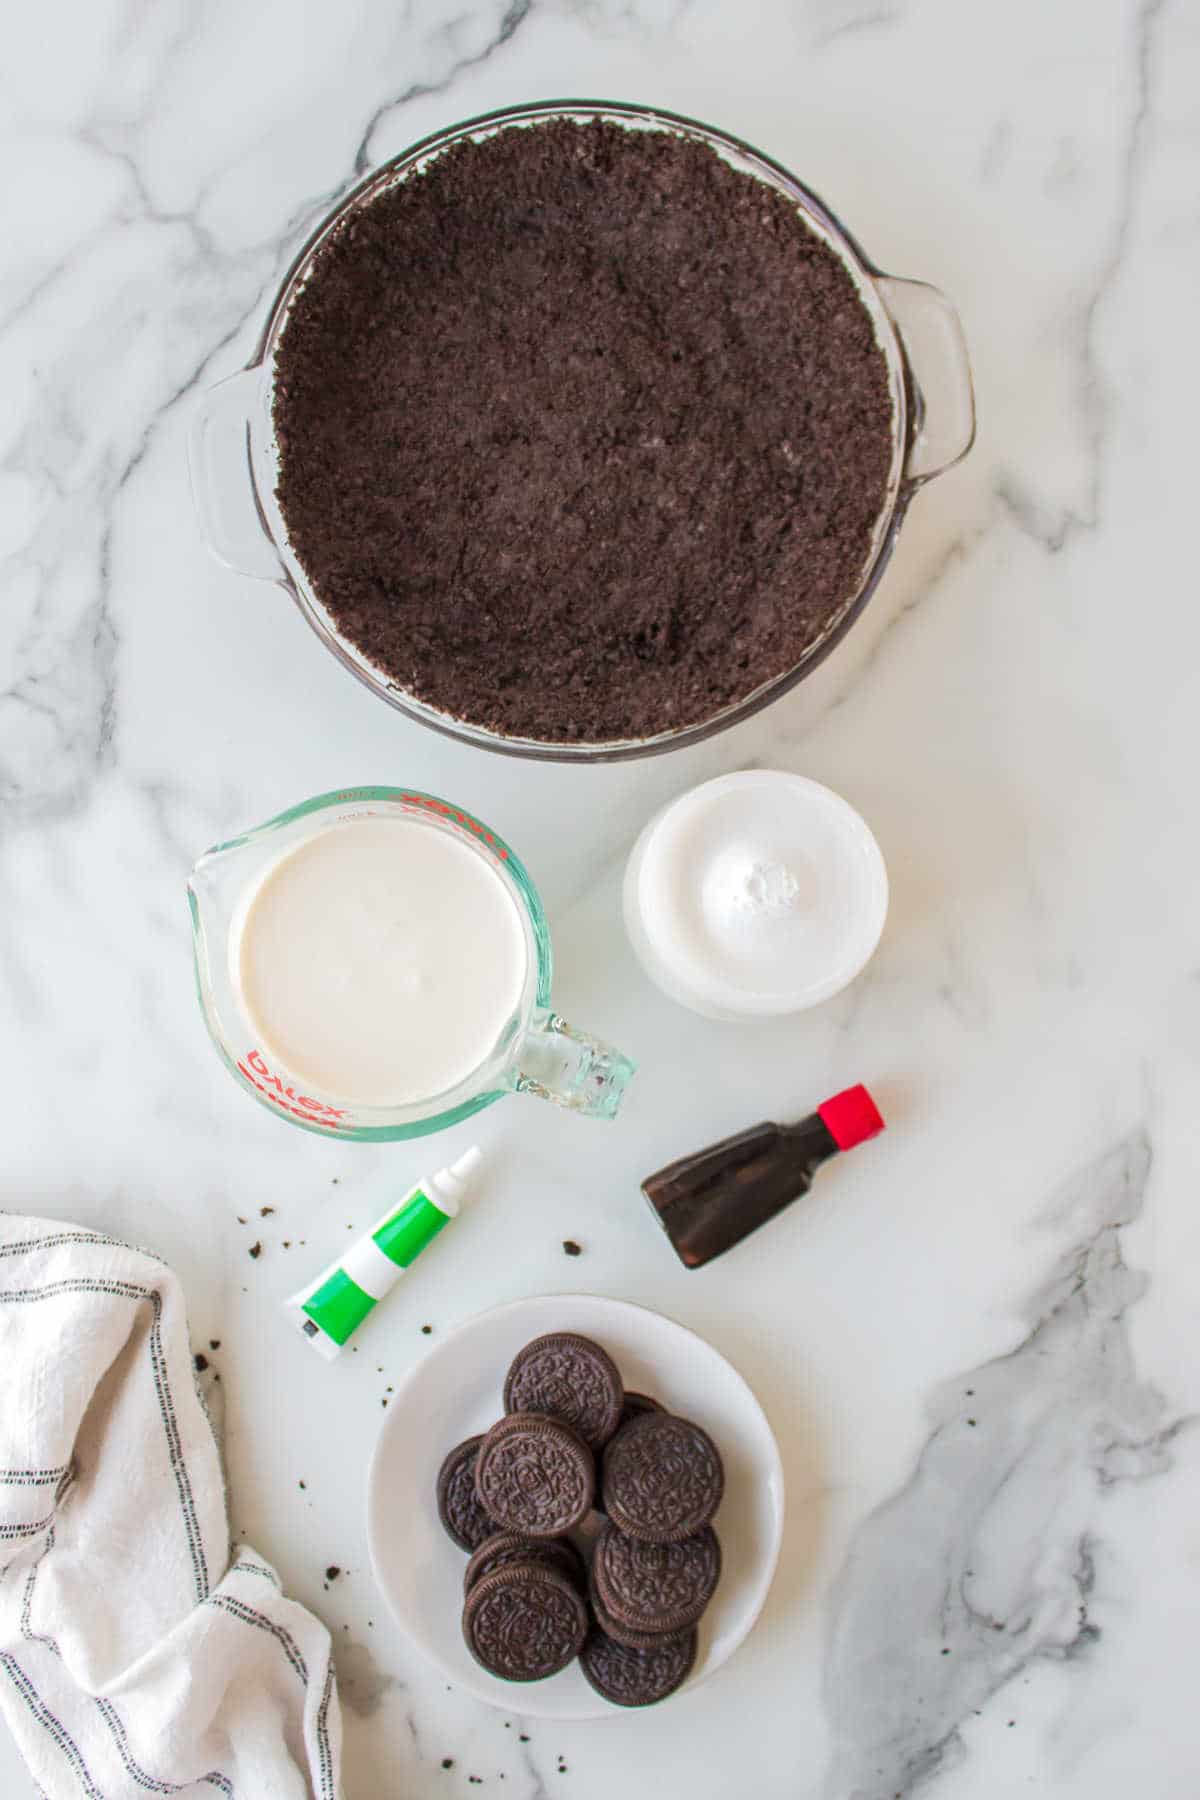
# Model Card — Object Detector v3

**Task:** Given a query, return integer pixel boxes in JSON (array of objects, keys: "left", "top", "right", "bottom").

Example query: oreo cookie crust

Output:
[
  {"left": 463, "top": 1563, "right": 588, "bottom": 1682},
  {"left": 436, "top": 1435, "right": 496, "bottom": 1551},
  {"left": 474, "top": 1412, "right": 594, "bottom": 1536},
  {"left": 503, "top": 1333, "right": 624, "bottom": 1451},
  {"left": 579, "top": 1620, "right": 698, "bottom": 1707},
  {"left": 271, "top": 120, "right": 896, "bottom": 747},
  {"left": 592, "top": 1521, "right": 721, "bottom": 1633},
  {"left": 464, "top": 1531, "right": 586, "bottom": 1597},
  {"left": 601, "top": 1411, "right": 724, "bottom": 1542}
]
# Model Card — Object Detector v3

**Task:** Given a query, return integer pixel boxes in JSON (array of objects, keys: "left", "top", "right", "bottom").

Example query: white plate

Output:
[{"left": 366, "top": 1293, "right": 785, "bottom": 1719}]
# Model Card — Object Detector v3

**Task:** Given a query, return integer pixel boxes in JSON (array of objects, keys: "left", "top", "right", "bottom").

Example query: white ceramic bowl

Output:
[
  {"left": 366, "top": 1293, "right": 785, "bottom": 1718},
  {"left": 623, "top": 769, "right": 889, "bottom": 1020}
]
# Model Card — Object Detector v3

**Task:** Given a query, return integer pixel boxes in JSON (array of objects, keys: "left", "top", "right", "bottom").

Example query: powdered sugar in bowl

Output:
[{"left": 623, "top": 770, "right": 889, "bottom": 1019}]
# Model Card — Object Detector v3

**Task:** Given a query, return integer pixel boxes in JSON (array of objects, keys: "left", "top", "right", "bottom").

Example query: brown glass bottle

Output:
[{"left": 642, "top": 1085, "right": 884, "bottom": 1269}]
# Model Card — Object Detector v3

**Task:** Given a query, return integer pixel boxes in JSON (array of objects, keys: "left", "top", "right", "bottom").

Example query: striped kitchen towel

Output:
[{"left": 0, "top": 1215, "right": 341, "bottom": 1798}]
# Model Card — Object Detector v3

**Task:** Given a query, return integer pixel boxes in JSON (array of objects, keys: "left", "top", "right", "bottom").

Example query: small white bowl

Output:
[
  {"left": 623, "top": 769, "right": 889, "bottom": 1020},
  {"left": 366, "top": 1293, "right": 785, "bottom": 1719}
]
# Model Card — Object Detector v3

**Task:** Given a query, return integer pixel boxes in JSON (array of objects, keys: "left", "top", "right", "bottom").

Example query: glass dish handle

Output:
[
  {"left": 514, "top": 1011, "right": 635, "bottom": 1120},
  {"left": 188, "top": 368, "right": 285, "bottom": 580},
  {"left": 877, "top": 276, "right": 976, "bottom": 485}
]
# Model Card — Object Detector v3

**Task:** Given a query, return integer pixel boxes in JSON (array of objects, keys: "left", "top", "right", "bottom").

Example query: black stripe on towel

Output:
[
  {"left": 0, "top": 1652, "right": 106, "bottom": 1799},
  {"left": 0, "top": 1232, "right": 119, "bottom": 1260},
  {"left": 94, "top": 1695, "right": 234, "bottom": 1797},
  {"left": 209, "top": 1595, "right": 336, "bottom": 1798},
  {"left": 0, "top": 1465, "right": 70, "bottom": 1487},
  {"left": 0, "top": 1229, "right": 165, "bottom": 1267},
  {"left": 208, "top": 1596, "right": 308, "bottom": 1684}
]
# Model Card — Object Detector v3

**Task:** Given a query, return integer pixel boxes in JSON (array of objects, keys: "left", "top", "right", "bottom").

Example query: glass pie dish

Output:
[{"left": 189, "top": 99, "right": 975, "bottom": 763}]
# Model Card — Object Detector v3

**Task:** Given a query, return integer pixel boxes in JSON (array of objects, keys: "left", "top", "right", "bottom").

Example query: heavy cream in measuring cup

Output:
[{"left": 231, "top": 817, "right": 528, "bottom": 1106}]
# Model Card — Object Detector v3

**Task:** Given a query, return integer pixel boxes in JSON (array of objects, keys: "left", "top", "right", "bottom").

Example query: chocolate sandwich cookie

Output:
[
  {"left": 503, "top": 1333, "right": 624, "bottom": 1452},
  {"left": 474, "top": 1413, "right": 594, "bottom": 1537},
  {"left": 616, "top": 1391, "right": 664, "bottom": 1431},
  {"left": 592, "top": 1521, "right": 721, "bottom": 1634},
  {"left": 437, "top": 1435, "right": 496, "bottom": 1552},
  {"left": 463, "top": 1531, "right": 586, "bottom": 1597},
  {"left": 589, "top": 1589, "right": 690, "bottom": 1652},
  {"left": 593, "top": 1394, "right": 663, "bottom": 1515},
  {"left": 462, "top": 1563, "right": 587, "bottom": 1682},
  {"left": 602, "top": 1411, "right": 724, "bottom": 1542},
  {"left": 579, "top": 1620, "right": 698, "bottom": 1708}
]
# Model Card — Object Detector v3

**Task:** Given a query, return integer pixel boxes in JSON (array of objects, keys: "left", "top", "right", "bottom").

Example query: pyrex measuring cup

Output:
[{"left": 187, "top": 787, "right": 635, "bottom": 1140}]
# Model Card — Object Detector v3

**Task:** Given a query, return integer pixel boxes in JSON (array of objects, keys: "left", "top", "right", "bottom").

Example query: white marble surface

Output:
[{"left": 4, "top": 0, "right": 1200, "bottom": 1794}]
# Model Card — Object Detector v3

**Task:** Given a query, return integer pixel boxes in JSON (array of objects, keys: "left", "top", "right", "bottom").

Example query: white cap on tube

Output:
[{"left": 425, "top": 1145, "right": 484, "bottom": 1218}]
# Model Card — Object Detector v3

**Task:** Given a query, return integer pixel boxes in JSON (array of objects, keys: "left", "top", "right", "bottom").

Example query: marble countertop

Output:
[{"left": 5, "top": 0, "right": 1199, "bottom": 1794}]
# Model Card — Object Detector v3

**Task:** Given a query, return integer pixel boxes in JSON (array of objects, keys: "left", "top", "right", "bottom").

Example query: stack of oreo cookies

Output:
[{"left": 436, "top": 1332, "right": 724, "bottom": 1707}]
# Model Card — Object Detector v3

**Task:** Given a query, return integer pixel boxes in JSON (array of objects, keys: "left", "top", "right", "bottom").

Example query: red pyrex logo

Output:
[{"left": 237, "top": 1049, "right": 347, "bottom": 1122}]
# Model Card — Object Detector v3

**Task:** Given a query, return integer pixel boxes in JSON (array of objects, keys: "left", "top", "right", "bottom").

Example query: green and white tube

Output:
[{"left": 286, "top": 1147, "right": 482, "bottom": 1360}]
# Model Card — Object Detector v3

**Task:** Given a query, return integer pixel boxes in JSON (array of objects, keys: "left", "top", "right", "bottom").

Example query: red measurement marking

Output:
[
  {"left": 398, "top": 793, "right": 509, "bottom": 859},
  {"left": 240, "top": 1050, "right": 346, "bottom": 1121}
]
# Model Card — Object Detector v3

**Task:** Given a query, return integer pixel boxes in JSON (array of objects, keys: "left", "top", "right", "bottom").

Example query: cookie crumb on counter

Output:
[
  {"left": 562, "top": 1240, "right": 582, "bottom": 1257},
  {"left": 421, "top": 1325, "right": 433, "bottom": 1335},
  {"left": 325, "top": 1566, "right": 341, "bottom": 1582},
  {"left": 261, "top": 1205, "right": 275, "bottom": 1217},
  {"left": 248, "top": 1242, "right": 262, "bottom": 1260},
  {"left": 194, "top": 1353, "right": 209, "bottom": 1373},
  {"left": 209, "top": 1340, "right": 220, "bottom": 1351}
]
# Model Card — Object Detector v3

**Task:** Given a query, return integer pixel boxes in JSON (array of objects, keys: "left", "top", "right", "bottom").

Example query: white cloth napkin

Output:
[{"left": 0, "top": 1214, "right": 342, "bottom": 1799}]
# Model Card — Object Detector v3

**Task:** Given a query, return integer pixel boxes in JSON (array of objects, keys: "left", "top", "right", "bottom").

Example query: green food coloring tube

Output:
[{"left": 286, "top": 1147, "right": 482, "bottom": 1360}]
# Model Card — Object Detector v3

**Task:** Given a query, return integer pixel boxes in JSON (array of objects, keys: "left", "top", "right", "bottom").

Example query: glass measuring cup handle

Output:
[
  {"left": 513, "top": 1011, "right": 635, "bottom": 1120},
  {"left": 188, "top": 367, "right": 285, "bottom": 581},
  {"left": 876, "top": 276, "right": 976, "bottom": 486}
]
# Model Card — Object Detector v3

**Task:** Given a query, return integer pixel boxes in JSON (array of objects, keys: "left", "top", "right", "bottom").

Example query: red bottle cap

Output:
[{"left": 817, "top": 1084, "right": 885, "bottom": 1151}]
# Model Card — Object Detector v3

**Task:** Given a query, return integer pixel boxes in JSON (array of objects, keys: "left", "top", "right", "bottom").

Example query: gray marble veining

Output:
[{"left": 823, "top": 1134, "right": 1185, "bottom": 1799}]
